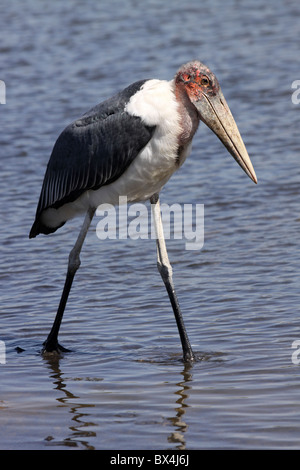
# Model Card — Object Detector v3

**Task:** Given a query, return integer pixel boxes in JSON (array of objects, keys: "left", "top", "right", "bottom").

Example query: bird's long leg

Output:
[
  {"left": 150, "top": 194, "right": 195, "bottom": 362},
  {"left": 42, "top": 207, "right": 96, "bottom": 353}
]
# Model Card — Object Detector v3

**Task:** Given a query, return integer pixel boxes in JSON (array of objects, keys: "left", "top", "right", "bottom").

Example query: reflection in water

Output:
[
  {"left": 43, "top": 356, "right": 97, "bottom": 450},
  {"left": 43, "top": 355, "right": 194, "bottom": 450},
  {"left": 167, "top": 364, "right": 193, "bottom": 450}
]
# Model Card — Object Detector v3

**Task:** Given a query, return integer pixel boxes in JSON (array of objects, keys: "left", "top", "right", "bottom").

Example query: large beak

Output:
[{"left": 196, "top": 89, "right": 257, "bottom": 184}]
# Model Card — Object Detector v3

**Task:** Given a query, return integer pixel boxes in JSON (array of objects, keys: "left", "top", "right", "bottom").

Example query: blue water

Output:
[{"left": 1, "top": 0, "right": 300, "bottom": 450}]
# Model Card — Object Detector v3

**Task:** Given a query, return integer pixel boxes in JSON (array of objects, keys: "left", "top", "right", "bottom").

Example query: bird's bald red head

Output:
[{"left": 175, "top": 60, "right": 220, "bottom": 104}]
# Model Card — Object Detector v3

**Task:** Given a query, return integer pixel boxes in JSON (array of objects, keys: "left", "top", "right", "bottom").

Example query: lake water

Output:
[{"left": 1, "top": 0, "right": 300, "bottom": 450}]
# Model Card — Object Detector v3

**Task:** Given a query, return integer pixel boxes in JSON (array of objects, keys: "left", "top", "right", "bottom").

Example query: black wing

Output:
[{"left": 30, "top": 80, "right": 155, "bottom": 238}]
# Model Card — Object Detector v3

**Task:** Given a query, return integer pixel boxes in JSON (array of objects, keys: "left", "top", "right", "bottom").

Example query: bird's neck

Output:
[{"left": 173, "top": 80, "right": 200, "bottom": 149}]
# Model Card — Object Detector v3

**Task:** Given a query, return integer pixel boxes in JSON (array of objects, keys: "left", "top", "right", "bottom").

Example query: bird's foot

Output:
[
  {"left": 183, "top": 349, "right": 196, "bottom": 363},
  {"left": 42, "top": 338, "right": 71, "bottom": 355}
]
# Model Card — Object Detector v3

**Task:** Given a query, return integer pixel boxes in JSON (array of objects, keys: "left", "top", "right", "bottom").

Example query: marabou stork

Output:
[{"left": 30, "top": 60, "right": 257, "bottom": 362}]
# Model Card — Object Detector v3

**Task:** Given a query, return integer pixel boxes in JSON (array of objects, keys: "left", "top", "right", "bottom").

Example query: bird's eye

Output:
[{"left": 201, "top": 76, "right": 210, "bottom": 86}]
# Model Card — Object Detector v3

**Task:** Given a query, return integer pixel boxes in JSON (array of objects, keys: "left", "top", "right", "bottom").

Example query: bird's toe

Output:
[{"left": 42, "top": 339, "right": 71, "bottom": 355}]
